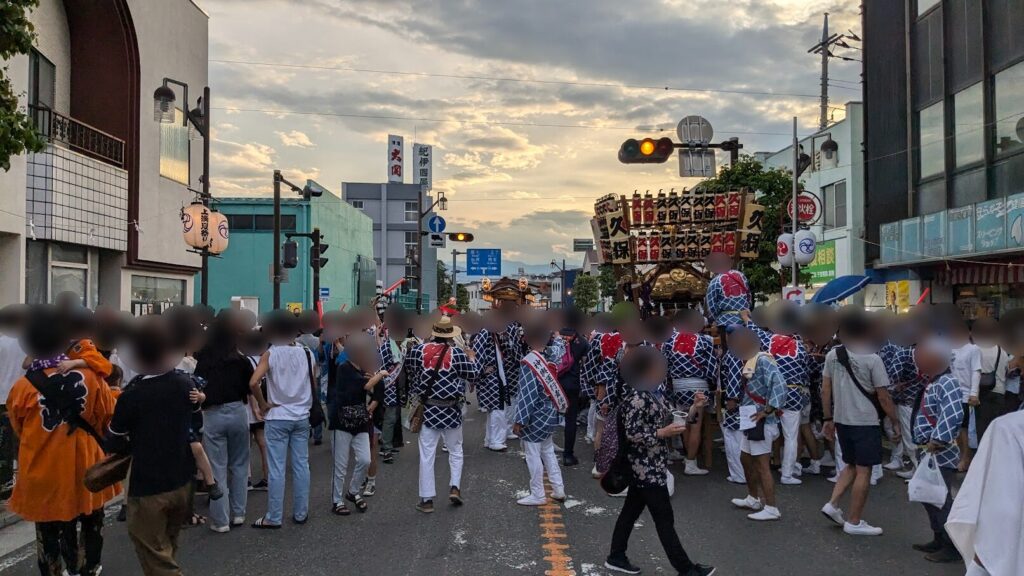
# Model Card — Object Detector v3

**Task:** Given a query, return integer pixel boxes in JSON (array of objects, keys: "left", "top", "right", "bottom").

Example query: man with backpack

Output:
[{"left": 819, "top": 310, "right": 901, "bottom": 536}]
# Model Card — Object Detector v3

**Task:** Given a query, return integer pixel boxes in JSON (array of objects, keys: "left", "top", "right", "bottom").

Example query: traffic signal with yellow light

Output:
[
  {"left": 448, "top": 232, "right": 474, "bottom": 242},
  {"left": 618, "top": 137, "right": 674, "bottom": 164}
]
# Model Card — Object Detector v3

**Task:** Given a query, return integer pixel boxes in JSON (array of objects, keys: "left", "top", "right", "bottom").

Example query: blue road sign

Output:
[
  {"left": 427, "top": 215, "right": 446, "bottom": 234},
  {"left": 466, "top": 249, "right": 501, "bottom": 276}
]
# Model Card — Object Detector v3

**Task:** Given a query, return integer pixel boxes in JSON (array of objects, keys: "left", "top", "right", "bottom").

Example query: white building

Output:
[
  {"left": 0, "top": 0, "right": 208, "bottom": 310},
  {"left": 759, "top": 102, "right": 865, "bottom": 300}
]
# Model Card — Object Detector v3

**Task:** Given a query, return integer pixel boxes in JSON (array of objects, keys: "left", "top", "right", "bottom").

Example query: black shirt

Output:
[
  {"left": 329, "top": 362, "right": 384, "bottom": 432},
  {"left": 559, "top": 337, "right": 591, "bottom": 392},
  {"left": 107, "top": 371, "right": 196, "bottom": 497},
  {"left": 195, "top": 351, "right": 254, "bottom": 407}
]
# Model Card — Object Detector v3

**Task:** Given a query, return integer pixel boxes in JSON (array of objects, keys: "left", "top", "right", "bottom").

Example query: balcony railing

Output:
[{"left": 30, "top": 105, "right": 125, "bottom": 168}]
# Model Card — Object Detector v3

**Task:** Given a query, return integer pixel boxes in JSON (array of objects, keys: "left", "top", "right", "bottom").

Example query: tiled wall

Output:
[{"left": 25, "top": 143, "right": 128, "bottom": 251}]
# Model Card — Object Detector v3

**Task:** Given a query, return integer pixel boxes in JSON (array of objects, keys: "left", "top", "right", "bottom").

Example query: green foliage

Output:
[
  {"left": 610, "top": 301, "right": 638, "bottom": 321},
  {"left": 436, "top": 260, "right": 452, "bottom": 302},
  {"left": 571, "top": 273, "right": 599, "bottom": 313},
  {"left": 695, "top": 156, "right": 810, "bottom": 301},
  {"left": 1, "top": 0, "right": 45, "bottom": 171},
  {"left": 597, "top": 264, "right": 618, "bottom": 302},
  {"left": 456, "top": 284, "right": 469, "bottom": 312}
]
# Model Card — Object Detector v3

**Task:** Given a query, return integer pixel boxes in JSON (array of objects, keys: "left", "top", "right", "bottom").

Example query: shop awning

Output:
[{"left": 936, "top": 263, "right": 1024, "bottom": 285}]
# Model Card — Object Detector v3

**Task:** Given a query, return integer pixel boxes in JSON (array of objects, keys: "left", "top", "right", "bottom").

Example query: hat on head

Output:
[{"left": 431, "top": 315, "right": 462, "bottom": 339}]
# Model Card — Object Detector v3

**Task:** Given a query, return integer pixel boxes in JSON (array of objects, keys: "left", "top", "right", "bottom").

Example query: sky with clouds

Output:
[{"left": 201, "top": 0, "right": 862, "bottom": 264}]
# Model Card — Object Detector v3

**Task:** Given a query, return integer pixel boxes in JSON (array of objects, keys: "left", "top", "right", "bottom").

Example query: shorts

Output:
[
  {"left": 961, "top": 403, "right": 971, "bottom": 429},
  {"left": 249, "top": 422, "right": 265, "bottom": 432},
  {"left": 836, "top": 424, "right": 883, "bottom": 467},
  {"left": 740, "top": 422, "right": 779, "bottom": 456},
  {"left": 800, "top": 403, "right": 811, "bottom": 425}
]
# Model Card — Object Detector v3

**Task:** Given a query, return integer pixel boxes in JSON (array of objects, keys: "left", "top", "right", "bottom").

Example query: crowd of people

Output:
[{"left": 0, "top": 251, "right": 1022, "bottom": 576}]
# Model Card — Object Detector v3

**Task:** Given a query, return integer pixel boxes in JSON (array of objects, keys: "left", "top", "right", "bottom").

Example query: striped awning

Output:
[{"left": 936, "top": 262, "right": 1024, "bottom": 285}]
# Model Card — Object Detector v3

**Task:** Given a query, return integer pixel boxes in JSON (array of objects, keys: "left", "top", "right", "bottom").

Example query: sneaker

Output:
[
  {"left": 553, "top": 443, "right": 564, "bottom": 453},
  {"left": 231, "top": 516, "right": 245, "bottom": 526},
  {"left": 487, "top": 445, "right": 509, "bottom": 453},
  {"left": 563, "top": 454, "right": 579, "bottom": 466},
  {"left": 251, "top": 479, "right": 268, "bottom": 490},
  {"left": 208, "top": 483, "right": 225, "bottom": 501},
  {"left": 591, "top": 465, "right": 602, "bottom": 479},
  {"left": 551, "top": 489, "right": 567, "bottom": 502},
  {"left": 747, "top": 506, "right": 781, "bottom": 521},
  {"left": 684, "top": 460, "right": 709, "bottom": 476},
  {"left": 791, "top": 465, "right": 803, "bottom": 477},
  {"left": 883, "top": 458, "right": 904, "bottom": 471},
  {"left": 730, "top": 495, "right": 763, "bottom": 510},
  {"left": 363, "top": 483, "right": 377, "bottom": 497},
  {"left": 683, "top": 564, "right": 717, "bottom": 576},
  {"left": 827, "top": 474, "right": 839, "bottom": 484},
  {"left": 803, "top": 460, "right": 821, "bottom": 475},
  {"left": 871, "top": 466, "right": 883, "bottom": 485},
  {"left": 416, "top": 500, "right": 434, "bottom": 514},
  {"left": 449, "top": 486, "right": 463, "bottom": 506},
  {"left": 726, "top": 475, "right": 747, "bottom": 484},
  {"left": 896, "top": 468, "right": 915, "bottom": 480},
  {"left": 820, "top": 502, "right": 845, "bottom": 526},
  {"left": 819, "top": 453, "right": 836, "bottom": 467},
  {"left": 913, "top": 536, "right": 944, "bottom": 553},
  {"left": 209, "top": 524, "right": 230, "bottom": 533},
  {"left": 506, "top": 433, "right": 520, "bottom": 440},
  {"left": 383, "top": 452, "right": 395, "bottom": 464},
  {"left": 668, "top": 449, "right": 686, "bottom": 462},
  {"left": 517, "top": 494, "right": 547, "bottom": 506},
  {"left": 442, "top": 445, "right": 449, "bottom": 453},
  {"left": 604, "top": 556, "right": 642, "bottom": 574},
  {"left": 844, "top": 520, "right": 883, "bottom": 536},
  {"left": 780, "top": 476, "right": 803, "bottom": 485},
  {"left": 609, "top": 487, "right": 629, "bottom": 498}
]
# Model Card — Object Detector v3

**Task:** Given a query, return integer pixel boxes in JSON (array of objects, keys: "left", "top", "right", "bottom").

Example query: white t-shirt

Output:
[
  {"left": 265, "top": 344, "right": 313, "bottom": 421},
  {"left": 952, "top": 343, "right": 983, "bottom": 402},
  {"left": 0, "top": 334, "right": 27, "bottom": 405},
  {"left": 978, "top": 345, "right": 1010, "bottom": 395}
]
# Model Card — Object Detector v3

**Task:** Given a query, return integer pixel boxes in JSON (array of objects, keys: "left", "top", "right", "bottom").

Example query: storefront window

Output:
[
  {"left": 131, "top": 275, "right": 186, "bottom": 315},
  {"left": 954, "top": 284, "right": 1024, "bottom": 320},
  {"left": 51, "top": 267, "right": 85, "bottom": 304},
  {"left": 993, "top": 61, "right": 1024, "bottom": 157},
  {"left": 918, "top": 102, "right": 945, "bottom": 179},
  {"left": 954, "top": 83, "right": 984, "bottom": 167}
]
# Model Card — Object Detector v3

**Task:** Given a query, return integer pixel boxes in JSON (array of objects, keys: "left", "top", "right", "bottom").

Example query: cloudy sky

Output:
[{"left": 201, "top": 0, "right": 862, "bottom": 264}]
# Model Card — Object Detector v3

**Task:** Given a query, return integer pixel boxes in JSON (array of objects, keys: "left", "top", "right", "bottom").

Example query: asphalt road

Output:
[{"left": 0, "top": 405, "right": 966, "bottom": 576}]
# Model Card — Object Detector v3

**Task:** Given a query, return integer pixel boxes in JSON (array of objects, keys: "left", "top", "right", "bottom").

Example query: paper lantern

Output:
[
  {"left": 794, "top": 229, "right": 817, "bottom": 265},
  {"left": 777, "top": 233, "right": 794, "bottom": 267},
  {"left": 181, "top": 202, "right": 212, "bottom": 250},
  {"left": 209, "top": 210, "right": 229, "bottom": 255}
]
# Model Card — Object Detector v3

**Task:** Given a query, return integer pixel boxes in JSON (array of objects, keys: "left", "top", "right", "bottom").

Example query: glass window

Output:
[
  {"left": 25, "top": 240, "right": 47, "bottom": 304},
  {"left": 51, "top": 267, "right": 86, "bottom": 304},
  {"left": 351, "top": 200, "right": 363, "bottom": 209},
  {"left": 918, "top": 102, "right": 945, "bottom": 179},
  {"left": 917, "top": 178, "right": 947, "bottom": 215},
  {"left": 405, "top": 201, "right": 418, "bottom": 223},
  {"left": 952, "top": 168, "right": 986, "bottom": 207},
  {"left": 404, "top": 266, "right": 418, "bottom": 291},
  {"left": 28, "top": 50, "right": 56, "bottom": 110},
  {"left": 993, "top": 61, "right": 1024, "bottom": 157},
  {"left": 254, "top": 215, "right": 296, "bottom": 231},
  {"left": 159, "top": 108, "right": 190, "bottom": 185},
  {"left": 823, "top": 181, "right": 848, "bottom": 229},
  {"left": 226, "top": 214, "right": 254, "bottom": 230},
  {"left": 918, "top": 0, "right": 941, "bottom": 15},
  {"left": 990, "top": 153, "right": 1024, "bottom": 198},
  {"left": 51, "top": 243, "right": 87, "bottom": 264},
  {"left": 954, "top": 83, "right": 984, "bottom": 167},
  {"left": 130, "top": 276, "right": 186, "bottom": 305}
]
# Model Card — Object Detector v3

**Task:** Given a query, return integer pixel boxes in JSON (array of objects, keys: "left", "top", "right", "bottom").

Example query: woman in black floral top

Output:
[{"left": 606, "top": 347, "right": 716, "bottom": 576}]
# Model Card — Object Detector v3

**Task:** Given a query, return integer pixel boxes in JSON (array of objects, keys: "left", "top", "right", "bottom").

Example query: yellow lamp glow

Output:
[{"left": 639, "top": 139, "right": 656, "bottom": 155}]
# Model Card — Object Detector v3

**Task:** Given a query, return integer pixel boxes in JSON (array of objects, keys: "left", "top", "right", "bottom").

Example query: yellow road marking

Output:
[{"left": 532, "top": 477, "right": 576, "bottom": 576}]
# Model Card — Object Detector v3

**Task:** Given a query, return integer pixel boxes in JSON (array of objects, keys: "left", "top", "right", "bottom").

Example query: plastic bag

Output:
[{"left": 908, "top": 453, "right": 948, "bottom": 507}]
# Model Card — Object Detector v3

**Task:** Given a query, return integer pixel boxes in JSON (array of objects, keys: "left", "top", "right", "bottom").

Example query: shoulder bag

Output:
[
  {"left": 979, "top": 348, "right": 1001, "bottom": 393},
  {"left": 835, "top": 346, "right": 884, "bottom": 420},
  {"left": 409, "top": 345, "right": 450, "bottom": 434},
  {"left": 304, "top": 348, "right": 326, "bottom": 429}
]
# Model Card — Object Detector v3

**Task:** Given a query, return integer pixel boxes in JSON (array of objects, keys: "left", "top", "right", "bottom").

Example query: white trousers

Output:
[
  {"left": 418, "top": 426, "right": 464, "bottom": 499},
  {"left": 523, "top": 436, "right": 564, "bottom": 499},
  {"left": 485, "top": 409, "right": 508, "bottom": 449},
  {"left": 504, "top": 395, "right": 518, "bottom": 435},
  {"left": 585, "top": 403, "right": 597, "bottom": 441},
  {"left": 780, "top": 409, "right": 801, "bottom": 479},
  {"left": 722, "top": 428, "right": 746, "bottom": 482},
  {"left": 891, "top": 404, "right": 918, "bottom": 467},
  {"left": 331, "top": 430, "right": 370, "bottom": 504}
]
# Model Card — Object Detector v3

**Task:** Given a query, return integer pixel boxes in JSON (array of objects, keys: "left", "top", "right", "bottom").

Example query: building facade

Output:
[
  {"left": 0, "top": 0, "right": 208, "bottom": 310},
  {"left": 198, "top": 195, "right": 376, "bottom": 315},
  {"left": 863, "top": 0, "right": 1024, "bottom": 317},
  {"left": 341, "top": 182, "right": 438, "bottom": 311},
  {"left": 761, "top": 102, "right": 867, "bottom": 302}
]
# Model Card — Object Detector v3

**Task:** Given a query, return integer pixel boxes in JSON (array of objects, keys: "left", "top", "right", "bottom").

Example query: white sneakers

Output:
[
  {"left": 551, "top": 490, "right": 567, "bottom": 502},
  {"left": 896, "top": 468, "right": 916, "bottom": 480},
  {"left": 668, "top": 449, "right": 686, "bottom": 462},
  {"left": 821, "top": 502, "right": 845, "bottom": 526},
  {"left": 726, "top": 475, "right": 747, "bottom": 484},
  {"left": 843, "top": 520, "right": 883, "bottom": 536},
  {"left": 780, "top": 476, "right": 803, "bottom": 485},
  {"left": 684, "top": 460, "right": 709, "bottom": 476},
  {"left": 517, "top": 495, "right": 547, "bottom": 506},
  {"left": 591, "top": 465, "right": 602, "bottom": 479},
  {"left": 747, "top": 506, "right": 781, "bottom": 521},
  {"left": 819, "top": 453, "right": 836, "bottom": 467},
  {"left": 730, "top": 495, "right": 763, "bottom": 510},
  {"left": 803, "top": 460, "right": 821, "bottom": 475},
  {"left": 883, "top": 458, "right": 904, "bottom": 471},
  {"left": 870, "top": 466, "right": 883, "bottom": 486}
]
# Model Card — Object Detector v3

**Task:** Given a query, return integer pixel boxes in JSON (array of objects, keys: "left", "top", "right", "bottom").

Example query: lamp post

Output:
[
  {"left": 551, "top": 259, "right": 566, "bottom": 309},
  {"left": 415, "top": 189, "right": 447, "bottom": 314},
  {"left": 154, "top": 79, "right": 211, "bottom": 304}
]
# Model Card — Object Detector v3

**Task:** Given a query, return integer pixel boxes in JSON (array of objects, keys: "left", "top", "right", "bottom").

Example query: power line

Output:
[{"left": 209, "top": 58, "right": 823, "bottom": 100}]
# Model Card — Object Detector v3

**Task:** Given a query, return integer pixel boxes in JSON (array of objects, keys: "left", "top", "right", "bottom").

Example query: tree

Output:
[
  {"left": 456, "top": 284, "right": 469, "bottom": 312},
  {"left": 436, "top": 260, "right": 452, "bottom": 302},
  {"left": 1, "top": 0, "right": 45, "bottom": 171},
  {"left": 597, "top": 264, "right": 618, "bottom": 303},
  {"left": 695, "top": 156, "right": 810, "bottom": 301},
  {"left": 572, "top": 273, "right": 599, "bottom": 313}
]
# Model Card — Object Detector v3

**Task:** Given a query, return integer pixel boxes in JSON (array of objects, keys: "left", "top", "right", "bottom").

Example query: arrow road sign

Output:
[{"left": 427, "top": 215, "right": 447, "bottom": 234}]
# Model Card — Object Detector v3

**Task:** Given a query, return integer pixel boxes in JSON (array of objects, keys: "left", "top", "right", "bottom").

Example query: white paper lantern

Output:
[
  {"left": 794, "top": 228, "right": 817, "bottom": 265},
  {"left": 181, "top": 203, "right": 211, "bottom": 250},
  {"left": 777, "top": 233, "right": 794, "bottom": 267},
  {"left": 209, "top": 211, "right": 229, "bottom": 255}
]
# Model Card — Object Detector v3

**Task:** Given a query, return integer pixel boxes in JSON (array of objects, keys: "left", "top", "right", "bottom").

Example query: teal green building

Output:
[{"left": 196, "top": 195, "right": 376, "bottom": 314}]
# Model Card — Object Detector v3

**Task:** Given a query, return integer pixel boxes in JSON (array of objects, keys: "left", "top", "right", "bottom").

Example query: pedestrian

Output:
[
  {"left": 910, "top": 338, "right": 965, "bottom": 563},
  {"left": 297, "top": 312, "right": 325, "bottom": 447},
  {"left": 249, "top": 310, "right": 319, "bottom": 529},
  {"left": 240, "top": 329, "right": 269, "bottom": 490},
  {"left": 557, "top": 315, "right": 590, "bottom": 466},
  {"left": 7, "top": 305, "right": 117, "bottom": 576},
  {"left": 604, "top": 346, "right": 716, "bottom": 576},
  {"left": 727, "top": 326, "right": 786, "bottom": 521},
  {"left": 379, "top": 304, "right": 410, "bottom": 463},
  {"left": 194, "top": 309, "right": 255, "bottom": 532},
  {"left": 498, "top": 308, "right": 526, "bottom": 443},
  {"left": 513, "top": 321, "right": 568, "bottom": 506},
  {"left": 703, "top": 252, "right": 751, "bottom": 330},
  {"left": 662, "top": 309, "right": 717, "bottom": 476},
  {"left": 328, "top": 333, "right": 385, "bottom": 515},
  {"left": 972, "top": 318, "right": 1009, "bottom": 441},
  {"left": 106, "top": 314, "right": 199, "bottom": 576},
  {"left": 879, "top": 316, "right": 925, "bottom": 478},
  {"left": 819, "top": 309, "right": 901, "bottom": 536},
  {"left": 474, "top": 311, "right": 511, "bottom": 452},
  {"left": 948, "top": 318, "right": 981, "bottom": 471},
  {"left": 407, "top": 316, "right": 479, "bottom": 513}
]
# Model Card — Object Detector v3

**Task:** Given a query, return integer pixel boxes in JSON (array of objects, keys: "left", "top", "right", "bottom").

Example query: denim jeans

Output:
[
  {"left": 203, "top": 401, "right": 251, "bottom": 528},
  {"left": 264, "top": 419, "right": 311, "bottom": 524}
]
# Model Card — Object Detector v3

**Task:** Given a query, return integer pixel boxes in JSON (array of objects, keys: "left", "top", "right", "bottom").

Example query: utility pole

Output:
[
  {"left": 452, "top": 249, "right": 458, "bottom": 300},
  {"left": 808, "top": 13, "right": 861, "bottom": 131},
  {"left": 791, "top": 117, "right": 800, "bottom": 289},
  {"left": 273, "top": 170, "right": 282, "bottom": 310}
]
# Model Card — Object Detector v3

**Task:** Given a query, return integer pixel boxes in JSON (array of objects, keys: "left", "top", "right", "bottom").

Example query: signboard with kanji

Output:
[
  {"left": 413, "top": 143, "right": 432, "bottom": 189},
  {"left": 804, "top": 239, "right": 836, "bottom": 284},
  {"left": 387, "top": 134, "right": 404, "bottom": 183}
]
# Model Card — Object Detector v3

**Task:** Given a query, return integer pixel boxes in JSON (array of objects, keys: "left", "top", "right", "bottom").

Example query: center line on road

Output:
[{"left": 534, "top": 478, "right": 576, "bottom": 576}]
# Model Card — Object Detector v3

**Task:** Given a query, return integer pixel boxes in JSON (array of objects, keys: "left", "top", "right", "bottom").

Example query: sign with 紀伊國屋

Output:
[{"left": 413, "top": 143, "right": 432, "bottom": 189}]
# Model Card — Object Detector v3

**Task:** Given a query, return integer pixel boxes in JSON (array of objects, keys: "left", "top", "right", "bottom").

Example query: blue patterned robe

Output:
[
  {"left": 912, "top": 372, "right": 964, "bottom": 469},
  {"left": 705, "top": 270, "right": 751, "bottom": 327},
  {"left": 379, "top": 336, "right": 404, "bottom": 407},
  {"left": 880, "top": 342, "right": 923, "bottom": 406},
  {"left": 740, "top": 354, "right": 787, "bottom": 428},
  {"left": 805, "top": 340, "right": 836, "bottom": 421},
  {"left": 406, "top": 343, "right": 479, "bottom": 430},
  {"left": 498, "top": 322, "right": 525, "bottom": 398},
  {"left": 471, "top": 328, "right": 508, "bottom": 411},
  {"left": 662, "top": 329, "right": 718, "bottom": 409},
  {"left": 720, "top": 351, "right": 744, "bottom": 430},
  {"left": 596, "top": 341, "right": 654, "bottom": 410},
  {"left": 514, "top": 341, "right": 567, "bottom": 443},
  {"left": 746, "top": 322, "right": 810, "bottom": 412},
  {"left": 578, "top": 331, "right": 606, "bottom": 400}
]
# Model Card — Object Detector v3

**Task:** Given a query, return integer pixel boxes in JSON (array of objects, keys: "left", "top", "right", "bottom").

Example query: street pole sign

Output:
[
  {"left": 319, "top": 287, "right": 330, "bottom": 302},
  {"left": 783, "top": 285, "right": 806, "bottom": 305},
  {"left": 466, "top": 248, "right": 501, "bottom": 276},
  {"left": 427, "top": 215, "right": 447, "bottom": 234},
  {"left": 429, "top": 233, "right": 446, "bottom": 248},
  {"left": 786, "top": 192, "right": 823, "bottom": 225},
  {"left": 677, "top": 115, "right": 716, "bottom": 178}
]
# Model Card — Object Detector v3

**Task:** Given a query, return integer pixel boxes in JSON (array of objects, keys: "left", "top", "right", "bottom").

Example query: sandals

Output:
[
  {"left": 345, "top": 492, "right": 368, "bottom": 513},
  {"left": 186, "top": 514, "right": 206, "bottom": 527},
  {"left": 332, "top": 503, "right": 351, "bottom": 516},
  {"left": 251, "top": 517, "right": 282, "bottom": 530}
]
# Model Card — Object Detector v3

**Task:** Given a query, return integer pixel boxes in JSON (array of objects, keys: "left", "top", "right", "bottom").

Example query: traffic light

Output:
[
  {"left": 618, "top": 137, "right": 674, "bottom": 164},
  {"left": 282, "top": 240, "right": 298, "bottom": 268},
  {"left": 310, "top": 244, "right": 329, "bottom": 270},
  {"left": 302, "top": 179, "right": 327, "bottom": 201},
  {"left": 447, "top": 232, "right": 474, "bottom": 242}
]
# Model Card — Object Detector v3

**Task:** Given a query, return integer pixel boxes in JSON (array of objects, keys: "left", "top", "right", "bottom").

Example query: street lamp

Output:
[
  {"left": 414, "top": 189, "right": 448, "bottom": 314},
  {"left": 153, "top": 78, "right": 212, "bottom": 305},
  {"left": 551, "top": 259, "right": 566, "bottom": 309}
]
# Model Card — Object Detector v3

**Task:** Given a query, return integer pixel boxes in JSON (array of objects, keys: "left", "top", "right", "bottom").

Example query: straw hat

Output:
[{"left": 431, "top": 315, "right": 462, "bottom": 339}]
